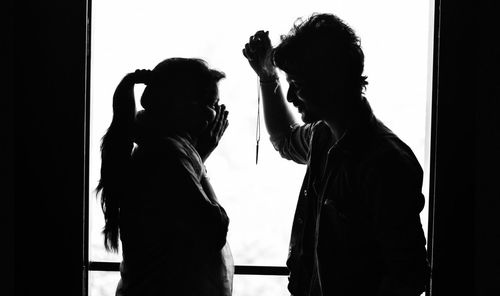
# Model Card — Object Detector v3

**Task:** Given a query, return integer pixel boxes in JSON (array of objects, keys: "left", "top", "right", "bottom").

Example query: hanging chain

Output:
[{"left": 256, "top": 76, "right": 261, "bottom": 165}]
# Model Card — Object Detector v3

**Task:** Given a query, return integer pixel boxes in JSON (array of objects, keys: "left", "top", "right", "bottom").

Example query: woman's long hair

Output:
[
  {"left": 96, "top": 58, "right": 224, "bottom": 252},
  {"left": 96, "top": 73, "right": 137, "bottom": 252}
]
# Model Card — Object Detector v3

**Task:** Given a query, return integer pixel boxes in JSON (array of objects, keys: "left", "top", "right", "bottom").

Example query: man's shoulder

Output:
[
  {"left": 308, "top": 121, "right": 333, "bottom": 141},
  {"left": 366, "top": 132, "right": 422, "bottom": 177},
  {"left": 357, "top": 120, "right": 421, "bottom": 170}
]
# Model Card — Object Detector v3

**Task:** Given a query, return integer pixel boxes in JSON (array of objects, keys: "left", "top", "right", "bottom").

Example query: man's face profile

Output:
[{"left": 286, "top": 74, "right": 323, "bottom": 123}]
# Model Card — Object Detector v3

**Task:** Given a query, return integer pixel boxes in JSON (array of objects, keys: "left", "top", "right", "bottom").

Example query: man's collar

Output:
[{"left": 331, "top": 97, "right": 377, "bottom": 154}]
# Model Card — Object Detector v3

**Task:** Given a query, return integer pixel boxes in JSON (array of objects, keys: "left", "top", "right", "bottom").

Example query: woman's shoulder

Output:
[{"left": 134, "top": 135, "right": 205, "bottom": 180}]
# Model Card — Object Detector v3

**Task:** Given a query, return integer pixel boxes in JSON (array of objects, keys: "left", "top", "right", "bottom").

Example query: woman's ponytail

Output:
[{"left": 96, "top": 75, "right": 137, "bottom": 252}]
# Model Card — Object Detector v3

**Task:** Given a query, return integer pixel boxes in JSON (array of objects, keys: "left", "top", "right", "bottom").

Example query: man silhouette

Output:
[{"left": 243, "top": 13, "right": 430, "bottom": 296}]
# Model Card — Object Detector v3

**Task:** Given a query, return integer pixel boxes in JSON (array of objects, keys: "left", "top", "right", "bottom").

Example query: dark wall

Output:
[
  {"left": 12, "top": 1, "right": 87, "bottom": 295},
  {"left": 473, "top": 1, "right": 500, "bottom": 295},
  {"left": 429, "top": 1, "right": 500, "bottom": 295},
  {"left": 10, "top": 1, "right": 499, "bottom": 296},
  {"left": 428, "top": 1, "right": 475, "bottom": 295},
  {"left": 7, "top": 3, "right": 15, "bottom": 295}
]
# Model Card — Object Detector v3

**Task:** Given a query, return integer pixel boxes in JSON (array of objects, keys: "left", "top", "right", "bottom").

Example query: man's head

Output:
[{"left": 273, "top": 13, "right": 368, "bottom": 123}]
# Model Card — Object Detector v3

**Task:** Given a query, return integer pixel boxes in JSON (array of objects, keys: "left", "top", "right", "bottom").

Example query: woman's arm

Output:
[
  {"left": 152, "top": 151, "right": 229, "bottom": 252},
  {"left": 196, "top": 104, "right": 229, "bottom": 163},
  {"left": 111, "top": 70, "right": 151, "bottom": 125}
]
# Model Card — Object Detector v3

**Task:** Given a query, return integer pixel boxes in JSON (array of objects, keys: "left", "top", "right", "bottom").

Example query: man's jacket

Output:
[{"left": 271, "top": 98, "right": 430, "bottom": 296}]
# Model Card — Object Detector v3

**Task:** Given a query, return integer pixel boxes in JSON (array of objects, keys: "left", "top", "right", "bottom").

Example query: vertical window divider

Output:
[
  {"left": 83, "top": 1, "right": 93, "bottom": 296},
  {"left": 426, "top": 0, "right": 441, "bottom": 295}
]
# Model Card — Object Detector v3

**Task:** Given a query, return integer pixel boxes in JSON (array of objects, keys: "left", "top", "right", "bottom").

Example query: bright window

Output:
[{"left": 88, "top": 1, "right": 434, "bottom": 295}]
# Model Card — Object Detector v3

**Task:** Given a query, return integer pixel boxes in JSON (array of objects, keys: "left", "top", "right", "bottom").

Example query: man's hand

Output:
[
  {"left": 242, "top": 30, "right": 278, "bottom": 80},
  {"left": 196, "top": 104, "right": 229, "bottom": 162}
]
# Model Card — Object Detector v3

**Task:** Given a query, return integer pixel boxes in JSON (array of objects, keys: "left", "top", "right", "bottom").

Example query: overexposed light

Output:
[{"left": 89, "top": 2, "right": 433, "bottom": 294}]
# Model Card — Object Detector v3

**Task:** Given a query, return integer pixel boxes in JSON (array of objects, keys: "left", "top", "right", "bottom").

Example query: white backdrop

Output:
[{"left": 88, "top": 1, "right": 434, "bottom": 295}]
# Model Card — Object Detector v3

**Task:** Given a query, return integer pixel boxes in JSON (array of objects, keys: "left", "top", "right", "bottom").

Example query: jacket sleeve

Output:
[
  {"left": 270, "top": 123, "right": 315, "bottom": 165},
  {"left": 363, "top": 151, "right": 430, "bottom": 296}
]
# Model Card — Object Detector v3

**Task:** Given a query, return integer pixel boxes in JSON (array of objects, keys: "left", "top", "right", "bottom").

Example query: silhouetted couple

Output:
[{"left": 98, "top": 13, "right": 430, "bottom": 296}]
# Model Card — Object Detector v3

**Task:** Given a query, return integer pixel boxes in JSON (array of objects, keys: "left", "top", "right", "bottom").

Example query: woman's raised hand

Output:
[
  {"left": 129, "top": 69, "right": 153, "bottom": 84},
  {"left": 112, "top": 69, "right": 152, "bottom": 120},
  {"left": 196, "top": 104, "right": 229, "bottom": 162}
]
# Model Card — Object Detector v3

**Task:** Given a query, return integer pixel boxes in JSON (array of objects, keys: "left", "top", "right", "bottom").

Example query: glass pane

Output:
[
  {"left": 233, "top": 275, "right": 289, "bottom": 296},
  {"left": 89, "top": 272, "right": 289, "bottom": 296},
  {"left": 89, "top": 271, "right": 120, "bottom": 296},
  {"left": 89, "top": 0, "right": 433, "bottom": 267}
]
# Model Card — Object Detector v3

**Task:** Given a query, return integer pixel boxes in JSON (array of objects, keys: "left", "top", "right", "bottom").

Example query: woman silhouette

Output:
[{"left": 97, "top": 58, "right": 233, "bottom": 296}]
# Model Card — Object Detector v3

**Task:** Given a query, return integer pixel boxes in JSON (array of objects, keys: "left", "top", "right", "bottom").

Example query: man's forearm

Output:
[{"left": 260, "top": 79, "right": 297, "bottom": 138}]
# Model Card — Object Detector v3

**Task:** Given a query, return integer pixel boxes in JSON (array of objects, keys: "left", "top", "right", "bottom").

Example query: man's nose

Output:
[{"left": 287, "top": 87, "right": 297, "bottom": 103}]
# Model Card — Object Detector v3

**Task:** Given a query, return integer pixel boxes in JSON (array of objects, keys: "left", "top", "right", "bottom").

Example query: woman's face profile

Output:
[
  {"left": 169, "top": 88, "right": 220, "bottom": 134},
  {"left": 190, "top": 92, "right": 220, "bottom": 131}
]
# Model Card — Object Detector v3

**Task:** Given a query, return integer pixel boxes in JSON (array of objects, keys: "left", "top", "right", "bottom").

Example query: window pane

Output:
[
  {"left": 89, "top": 0, "right": 433, "bottom": 267},
  {"left": 89, "top": 271, "right": 120, "bottom": 296},
  {"left": 233, "top": 275, "right": 289, "bottom": 296},
  {"left": 88, "top": 271, "right": 288, "bottom": 296}
]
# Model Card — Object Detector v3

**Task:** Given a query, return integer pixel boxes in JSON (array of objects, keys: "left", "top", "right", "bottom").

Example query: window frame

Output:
[
  {"left": 82, "top": 1, "right": 440, "bottom": 295},
  {"left": 82, "top": 0, "right": 92, "bottom": 294}
]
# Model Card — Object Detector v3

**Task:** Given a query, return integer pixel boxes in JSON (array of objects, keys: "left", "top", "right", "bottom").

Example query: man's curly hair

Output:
[{"left": 273, "top": 13, "right": 368, "bottom": 95}]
